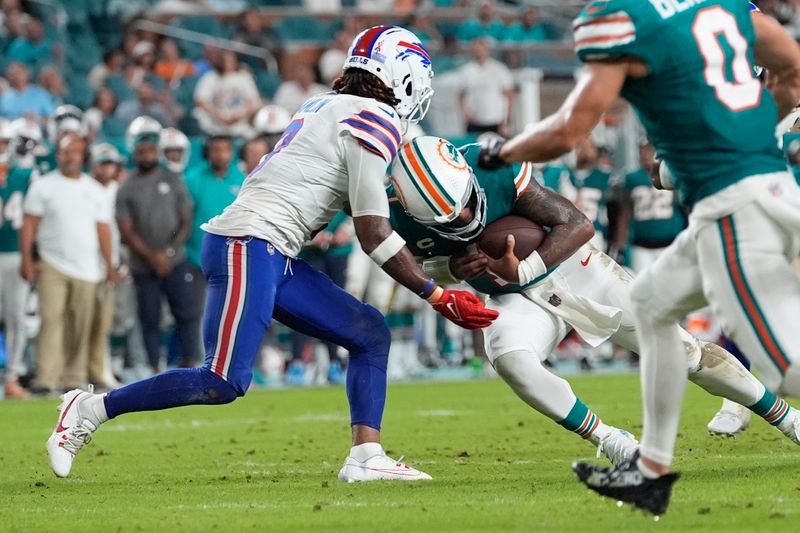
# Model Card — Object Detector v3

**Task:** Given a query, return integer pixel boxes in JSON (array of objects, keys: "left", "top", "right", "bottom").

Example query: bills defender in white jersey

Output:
[{"left": 46, "top": 26, "right": 498, "bottom": 482}]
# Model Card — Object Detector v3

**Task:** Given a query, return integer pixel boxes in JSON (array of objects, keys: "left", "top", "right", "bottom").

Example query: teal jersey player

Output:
[
  {"left": 624, "top": 168, "right": 686, "bottom": 247},
  {"left": 389, "top": 143, "right": 546, "bottom": 296},
  {"left": 574, "top": 0, "right": 786, "bottom": 208},
  {"left": 0, "top": 166, "right": 31, "bottom": 252}
]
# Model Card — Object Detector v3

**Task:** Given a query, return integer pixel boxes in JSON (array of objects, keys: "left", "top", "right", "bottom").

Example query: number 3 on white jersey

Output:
[{"left": 692, "top": 6, "right": 762, "bottom": 111}]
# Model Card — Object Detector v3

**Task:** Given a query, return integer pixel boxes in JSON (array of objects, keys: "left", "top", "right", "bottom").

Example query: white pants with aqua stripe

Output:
[{"left": 636, "top": 172, "right": 800, "bottom": 394}]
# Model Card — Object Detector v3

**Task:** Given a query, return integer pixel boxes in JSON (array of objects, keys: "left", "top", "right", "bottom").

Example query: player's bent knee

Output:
[
  {"left": 198, "top": 366, "right": 244, "bottom": 402},
  {"left": 346, "top": 304, "right": 391, "bottom": 360}
]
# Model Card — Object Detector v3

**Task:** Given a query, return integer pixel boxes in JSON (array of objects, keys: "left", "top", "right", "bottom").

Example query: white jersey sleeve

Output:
[
  {"left": 202, "top": 93, "right": 400, "bottom": 257},
  {"left": 337, "top": 101, "right": 402, "bottom": 164},
  {"left": 342, "top": 134, "right": 390, "bottom": 218}
]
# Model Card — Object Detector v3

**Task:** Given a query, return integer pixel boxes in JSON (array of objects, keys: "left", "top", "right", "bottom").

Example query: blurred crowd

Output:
[{"left": 2, "top": 0, "right": 800, "bottom": 399}]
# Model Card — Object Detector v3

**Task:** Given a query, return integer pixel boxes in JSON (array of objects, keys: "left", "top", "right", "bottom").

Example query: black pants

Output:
[
  {"left": 290, "top": 253, "right": 349, "bottom": 365},
  {"left": 133, "top": 260, "right": 201, "bottom": 370}
]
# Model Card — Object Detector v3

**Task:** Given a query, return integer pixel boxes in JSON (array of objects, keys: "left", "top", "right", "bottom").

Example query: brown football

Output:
[{"left": 477, "top": 216, "right": 546, "bottom": 260}]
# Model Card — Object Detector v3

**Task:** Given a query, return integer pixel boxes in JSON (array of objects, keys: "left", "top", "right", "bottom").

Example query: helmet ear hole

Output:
[{"left": 405, "top": 82, "right": 413, "bottom": 97}]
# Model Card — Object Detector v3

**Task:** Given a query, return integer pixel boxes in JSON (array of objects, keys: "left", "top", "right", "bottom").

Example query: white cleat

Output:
[
  {"left": 337, "top": 442, "right": 432, "bottom": 482},
  {"left": 596, "top": 427, "right": 638, "bottom": 466},
  {"left": 46, "top": 389, "right": 98, "bottom": 477},
  {"left": 777, "top": 409, "right": 800, "bottom": 445},
  {"left": 707, "top": 399, "right": 751, "bottom": 437}
]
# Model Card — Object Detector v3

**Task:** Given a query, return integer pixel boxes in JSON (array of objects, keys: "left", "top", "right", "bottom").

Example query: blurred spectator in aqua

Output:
[
  {"left": 274, "top": 63, "right": 328, "bottom": 115},
  {"left": 3, "top": 9, "right": 27, "bottom": 44},
  {"left": 193, "top": 50, "right": 260, "bottom": 137},
  {"left": 184, "top": 134, "right": 243, "bottom": 303},
  {"left": 89, "top": 49, "right": 126, "bottom": 91},
  {"left": 154, "top": 38, "right": 195, "bottom": 89},
  {"left": 6, "top": 16, "right": 52, "bottom": 70},
  {"left": 84, "top": 88, "right": 127, "bottom": 140},
  {"left": 458, "top": 1, "right": 506, "bottom": 42},
  {"left": 506, "top": 7, "right": 548, "bottom": 42},
  {"left": 0, "top": 62, "right": 54, "bottom": 120},
  {"left": 116, "top": 81, "right": 172, "bottom": 127},
  {"left": 37, "top": 66, "right": 66, "bottom": 107}
]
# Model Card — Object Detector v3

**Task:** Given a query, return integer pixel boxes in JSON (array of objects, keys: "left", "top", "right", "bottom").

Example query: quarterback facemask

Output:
[{"left": 391, "top": 136, "right": 487, "bottom": 242}]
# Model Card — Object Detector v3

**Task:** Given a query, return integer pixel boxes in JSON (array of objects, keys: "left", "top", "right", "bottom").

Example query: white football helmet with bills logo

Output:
[
  {"left": 344, "top": 26, "right": 434, "bottom": 125},
  {"left": 390, "top": 136, "right": 486, "bottom": 242}
]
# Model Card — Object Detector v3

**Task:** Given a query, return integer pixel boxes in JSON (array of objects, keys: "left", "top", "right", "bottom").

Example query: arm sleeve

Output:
[
  {"left": 573, "top": 3, "right": 658, "bottom": 71},
  {"left": 512, "top": 162, "right": 534, "bottom": 199},
  {"left": 338, "top": 106, "right": 402, "bottom": 164},
  {"left": 23, "top": 179, "right": 45, "bottom": 216},
  {"left": 342, "top": 134, "right": 391, "bottom": 219}
]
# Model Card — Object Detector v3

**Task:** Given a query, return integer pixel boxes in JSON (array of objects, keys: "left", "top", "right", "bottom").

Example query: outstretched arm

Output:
[
  {"left": 497, "top": 61, "right": 635, "bottom": 164},
  {"left": 753, "top": 10, "right": 800, "bottom": 119}
]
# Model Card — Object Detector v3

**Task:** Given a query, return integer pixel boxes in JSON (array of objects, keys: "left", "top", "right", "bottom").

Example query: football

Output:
[{"left": 476, "top": 215, "right": 545, "bottom": 260}]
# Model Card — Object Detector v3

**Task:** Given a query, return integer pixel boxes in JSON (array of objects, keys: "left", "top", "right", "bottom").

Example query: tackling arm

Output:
[
  {"left": 497, "top": 61, "right": 633, "bottom": 165},
  {"left": 345, "top": 136, "right": 497, "bottom": 329}
]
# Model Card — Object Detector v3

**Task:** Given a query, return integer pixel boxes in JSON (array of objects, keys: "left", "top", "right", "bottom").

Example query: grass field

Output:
[{"left": 2, "top": 374, "right": 800, "bottom": 532}]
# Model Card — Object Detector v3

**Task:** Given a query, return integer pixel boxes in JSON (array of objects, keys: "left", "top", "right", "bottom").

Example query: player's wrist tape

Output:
[
  {"left": 368, "top": 231, "right": 405, "bottom": 266},
  {"left": 516, "top": 251, "right": 547, "bottom": 286},
  {"left": 422, "top": 256, "right": 461, "bottom": 283},
  {"left": 417, "top": 277, "right": 437, "bottom": 299}
]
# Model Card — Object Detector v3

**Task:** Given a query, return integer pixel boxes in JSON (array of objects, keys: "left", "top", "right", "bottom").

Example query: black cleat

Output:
[{"left": 572, "top": 452, "right": 680, "bottom": 517}]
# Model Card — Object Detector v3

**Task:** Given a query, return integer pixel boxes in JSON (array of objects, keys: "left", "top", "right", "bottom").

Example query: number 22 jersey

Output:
[
  {"left": 574, "top": 0, "right": 786, "bottom": 209},
  {"left": 203, "top": 92, "right": 402, "bottom": 257}
]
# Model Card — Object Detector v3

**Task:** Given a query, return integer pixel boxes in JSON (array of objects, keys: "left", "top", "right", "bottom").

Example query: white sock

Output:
[
  {"left": 81, "top": 393, "right": 109, "bottom": 425},
  {"left": 635, "top": 309, "right": 688, "bottom": 467},
  {"left": 587, "top": 421, "right": 611, "bottom": 445},
  {"left": 350, "top": 442, "right": 383, "bottom": 462}
]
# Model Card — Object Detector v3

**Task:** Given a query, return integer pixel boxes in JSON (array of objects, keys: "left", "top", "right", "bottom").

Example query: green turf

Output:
[{"left": 2, "top": 374, "right": 799, "bottom": 532}]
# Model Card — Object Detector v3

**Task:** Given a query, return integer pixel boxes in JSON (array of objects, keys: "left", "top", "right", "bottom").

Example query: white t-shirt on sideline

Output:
[
  {"left": 458, "top": 58, "right": 514, "bottom": 126},
  {"left": 24, "top": 171, "right": 111, "bottom": 282}
]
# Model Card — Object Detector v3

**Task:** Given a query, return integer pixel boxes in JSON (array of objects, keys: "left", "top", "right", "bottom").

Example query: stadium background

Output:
[{"left": 1, "top": 0, "right": 800, "bottom": 397}]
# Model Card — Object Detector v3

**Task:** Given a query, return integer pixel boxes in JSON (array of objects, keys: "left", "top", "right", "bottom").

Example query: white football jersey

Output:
[{"left": 203, "top": 93, "right": 402, "bottom": 257}]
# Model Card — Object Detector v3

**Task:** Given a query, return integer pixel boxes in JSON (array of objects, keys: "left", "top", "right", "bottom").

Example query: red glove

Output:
[{"left": 431, "top": 289, "right": 499, "bottom": 330}]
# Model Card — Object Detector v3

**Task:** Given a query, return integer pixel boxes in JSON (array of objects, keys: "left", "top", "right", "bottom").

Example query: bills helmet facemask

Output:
[
  {"left": 390, "top": 136, "right": 487, "bottom": 242},
  {"left": 344, "top": 26, "right": 435, "bottom": 126}
]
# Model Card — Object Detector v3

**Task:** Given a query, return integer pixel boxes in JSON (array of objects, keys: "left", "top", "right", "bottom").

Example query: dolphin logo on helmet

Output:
[{"left": 390, "top": 136, "right": 487, "bottom": 242}]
